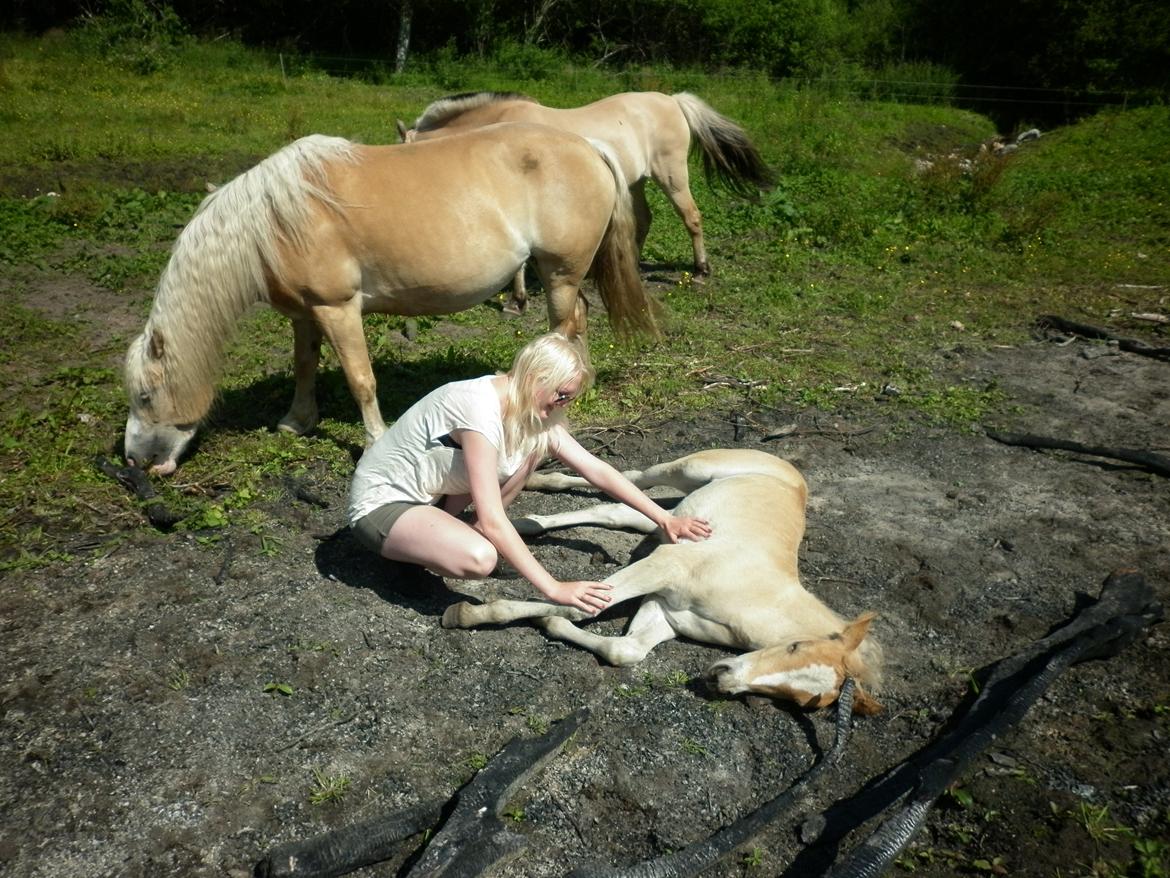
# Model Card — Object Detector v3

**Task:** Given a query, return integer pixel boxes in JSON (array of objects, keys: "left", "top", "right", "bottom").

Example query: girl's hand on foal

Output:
[
  {"left": 544, "top": 580, "right": 612, "bottom": 614},
  {"left": 662, "top": 515, "right": 712, "bottom": 544}
]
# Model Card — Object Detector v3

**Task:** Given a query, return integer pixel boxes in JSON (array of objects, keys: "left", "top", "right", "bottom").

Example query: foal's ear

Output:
[
  {"left": 148, "top": 328, "right": 166, "bottom": 360},
  {"left": 841, "top": 611, "right": 878, "bottom": 652},
  {"left": 852, "top": 686, "right": 884, "bottom": 715}
]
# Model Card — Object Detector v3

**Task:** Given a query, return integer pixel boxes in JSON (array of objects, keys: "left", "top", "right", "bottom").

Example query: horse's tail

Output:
[
  {"left": 588, "top": 139, "right": 661, "bottom": 339},
  {"left": 672, "top": 92, "right": 776, "bottom": 198}
]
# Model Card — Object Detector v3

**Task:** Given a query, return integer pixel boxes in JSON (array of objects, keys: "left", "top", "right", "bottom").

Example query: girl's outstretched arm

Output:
[
  {"left": 550, "top": 427, "right": 712, "bottom": 543},
  {"left": 461, "top": 430, "right": 611, "bottom": 613}
]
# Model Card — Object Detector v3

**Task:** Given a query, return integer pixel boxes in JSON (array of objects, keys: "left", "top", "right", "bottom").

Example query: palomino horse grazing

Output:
[
  {"left": 123, "top": 124, "right": 656, "bottom": 474},
  {"left": 442, "top": 449, "right": 883, "bottom": 714},
  {"left": 399, "top": 91, "right": 775, "bottom": 312}
]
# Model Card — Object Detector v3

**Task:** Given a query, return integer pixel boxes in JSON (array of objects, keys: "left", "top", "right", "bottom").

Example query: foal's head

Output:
[{"left": 705, "top": 613, "right": 883, "bottom": 715}]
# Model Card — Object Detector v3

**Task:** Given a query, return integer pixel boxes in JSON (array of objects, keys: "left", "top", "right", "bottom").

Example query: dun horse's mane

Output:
[
  {"left": 413, "top": 91, "right": 535, "bottom": 132},
  {"left": 132, "top": 135, "right": 358, "bottom": 422}
]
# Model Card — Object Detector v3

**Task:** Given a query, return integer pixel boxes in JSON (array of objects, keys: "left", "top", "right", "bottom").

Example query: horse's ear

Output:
[
  {"left": 851, "top": 686, "right": 883, "bottom": 715},
  {"left": 396, "top": 119, "right": 408, "bottom": 142},
  {"left": 841, "top": 612, "right": 877, "bottom": 652},
  {"left": 148, "top": 328, "right": 166, "bottom": 360}
]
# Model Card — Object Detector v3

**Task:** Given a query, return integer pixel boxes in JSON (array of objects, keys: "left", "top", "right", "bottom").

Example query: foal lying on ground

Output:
[{"left": 442, "top": 449, "right": 883, "bottom": 714}]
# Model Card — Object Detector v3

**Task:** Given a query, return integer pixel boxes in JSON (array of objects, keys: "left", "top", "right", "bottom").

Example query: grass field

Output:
[{"left": 1, "top": 30, "right": 1167, "bottom": 568}]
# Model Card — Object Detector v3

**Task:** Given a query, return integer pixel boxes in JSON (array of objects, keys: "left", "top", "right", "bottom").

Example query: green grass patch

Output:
[{"left": 1, "top": 29, "right": 1167, "bottom": 568}]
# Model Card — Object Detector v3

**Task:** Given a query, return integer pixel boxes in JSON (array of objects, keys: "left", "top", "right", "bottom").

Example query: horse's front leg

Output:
[
  {"left": 310, "top": 299, "right": 386, "bottom": 446},
  {"left": 278, "top": 317, "right": 322, "bottom": 436},
  {"left": 542, "top": 275, "right": 590, "bottom": 344}
]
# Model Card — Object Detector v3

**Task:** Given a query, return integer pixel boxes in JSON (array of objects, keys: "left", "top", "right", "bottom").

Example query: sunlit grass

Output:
[{"left": 1, "top": 29, "right": 1167, "bottom": 568}]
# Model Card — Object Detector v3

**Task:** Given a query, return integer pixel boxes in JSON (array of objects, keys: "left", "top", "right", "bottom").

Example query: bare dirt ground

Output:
[{"left": 2, "top": 261, "right": 1169, "bottom": 878}]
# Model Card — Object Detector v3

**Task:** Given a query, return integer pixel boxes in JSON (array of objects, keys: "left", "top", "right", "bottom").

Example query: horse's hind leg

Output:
[
  {"left": 503, "top": 267, "right": 528, "bottom": 316},
  {"left": 651, "top": 160, "right": 708, "bottom": 278},
  {"left": 631, "top": 179, "right": 652, "bottom": 255},
  {"left": 278, "top": 317, "right": 322, "bottom": 435}
]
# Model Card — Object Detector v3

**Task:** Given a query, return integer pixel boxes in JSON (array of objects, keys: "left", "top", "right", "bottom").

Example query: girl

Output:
[{"left": 349, "top": 333, "right": 711, "bottom": 614}]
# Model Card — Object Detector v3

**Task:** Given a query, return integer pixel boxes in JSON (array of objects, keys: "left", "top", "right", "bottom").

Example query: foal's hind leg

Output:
[
  {"left": 511, "top": 501, "right": 659, "bottom": 537},
  {"left": 526, "top": 453, "right": 715, "bottom": 494},
  {"left": 278, "top": 317, "right": 322, "bottom": 435}
]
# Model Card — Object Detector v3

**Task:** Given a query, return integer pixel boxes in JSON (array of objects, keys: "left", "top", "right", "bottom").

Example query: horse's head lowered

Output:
[
  {"left": 705, "top": 613, "right": 883, "bottom": 714},
  {"left": 123, "top": 327, "right": 206, "bottom": 475}
]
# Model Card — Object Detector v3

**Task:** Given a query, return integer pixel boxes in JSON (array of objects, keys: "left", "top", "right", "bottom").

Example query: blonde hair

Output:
[{"left": 502, "top": 333, "right": 595, "bottom": 460}]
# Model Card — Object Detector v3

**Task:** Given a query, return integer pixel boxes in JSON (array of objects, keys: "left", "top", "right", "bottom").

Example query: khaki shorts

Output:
[{"left": 351, "top": 501, "right": 424, "bottom": 555}]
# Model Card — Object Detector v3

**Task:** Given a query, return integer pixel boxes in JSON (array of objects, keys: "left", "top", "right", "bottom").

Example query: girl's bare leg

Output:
[{"left": 380, "top": 505, "right": 497, "bottom": 579}]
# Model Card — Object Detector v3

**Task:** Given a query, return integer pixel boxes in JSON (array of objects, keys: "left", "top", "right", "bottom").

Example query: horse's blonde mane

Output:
[
  {"left": 133, "top": 135, "right": 358, "bottom": 422},
  {"left": 413, "top": 91, "right": 534, "bottom": 132}
]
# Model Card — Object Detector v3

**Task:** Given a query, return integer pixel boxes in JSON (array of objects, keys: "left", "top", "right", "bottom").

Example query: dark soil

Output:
[{"left": 2, "top": 250, "right": 1169, "bottom": 875}]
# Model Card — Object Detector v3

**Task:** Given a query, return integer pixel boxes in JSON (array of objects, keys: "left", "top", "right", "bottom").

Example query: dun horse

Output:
[
  {"left": 399, "top": 91, "right": 775, "bottom": 311},
  {"left": 443, "top": 449, "right": 883, "bottom": 714},
  {"left": 123, "top": 125, "right": 656, "bottom": 474}
]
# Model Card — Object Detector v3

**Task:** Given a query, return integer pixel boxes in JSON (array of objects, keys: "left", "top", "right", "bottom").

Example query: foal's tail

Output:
[
  {"left": 588, "top": 140, "right": 662, "bottom": 338},
  {"left": 672, "top": 92, "right": 776, "bottom": 198}
]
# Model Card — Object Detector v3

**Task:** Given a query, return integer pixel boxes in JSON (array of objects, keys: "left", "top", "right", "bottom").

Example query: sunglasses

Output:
[{"left": 553, "top": 389, "right": 577, "bottom": 406}]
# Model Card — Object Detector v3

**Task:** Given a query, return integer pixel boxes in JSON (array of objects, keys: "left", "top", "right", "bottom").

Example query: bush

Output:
[{"left": 74, "top": 0, "right": 188, "bottom": 74}]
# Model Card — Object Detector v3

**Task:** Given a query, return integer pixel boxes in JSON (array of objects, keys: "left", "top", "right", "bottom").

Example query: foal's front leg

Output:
[{"left": 442, "top": 549, "right": 689, "bottom": 664}]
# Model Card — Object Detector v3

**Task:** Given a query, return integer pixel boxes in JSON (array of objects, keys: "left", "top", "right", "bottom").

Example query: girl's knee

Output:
[{"left": 456, "top": 541, "right": 498, "bottom": 579}]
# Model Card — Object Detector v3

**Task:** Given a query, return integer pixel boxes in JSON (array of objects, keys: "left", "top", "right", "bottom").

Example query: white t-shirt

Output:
[{"left": 348, "top": 375, "right": 529, "bottom": 524}]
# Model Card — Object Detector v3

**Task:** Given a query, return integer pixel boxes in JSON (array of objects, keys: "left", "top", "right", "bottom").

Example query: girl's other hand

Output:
[{"left": 662, "top": 515, "right": 712, "bottom": 543}]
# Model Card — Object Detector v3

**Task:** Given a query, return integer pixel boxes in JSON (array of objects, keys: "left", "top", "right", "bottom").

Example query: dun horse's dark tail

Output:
[
  {"left": 672, "top": 92, "right": 776, "bottom": 198},
  {"left": 589, "top": 142, "right": 662, "bottom": 339}
]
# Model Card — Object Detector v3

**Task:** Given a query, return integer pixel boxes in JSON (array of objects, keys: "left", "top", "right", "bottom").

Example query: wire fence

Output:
[{"left": 262, "top": 47, "right": 1161, "bottom": 120}]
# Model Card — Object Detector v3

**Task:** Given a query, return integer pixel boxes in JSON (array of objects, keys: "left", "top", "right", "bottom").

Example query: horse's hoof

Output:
[{"left": 277, "top": 415, "right": 318, "bottom": 436}]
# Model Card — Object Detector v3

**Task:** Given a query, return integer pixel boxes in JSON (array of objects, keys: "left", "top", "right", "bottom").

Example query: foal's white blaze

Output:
[{"left": 750, "top": 663, "right": 838, "bottom": 696}]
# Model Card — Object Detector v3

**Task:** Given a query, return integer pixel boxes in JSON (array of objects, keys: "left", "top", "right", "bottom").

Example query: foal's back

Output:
[{"left": 667, "top": 462, "right": 807, "bottom": 586}]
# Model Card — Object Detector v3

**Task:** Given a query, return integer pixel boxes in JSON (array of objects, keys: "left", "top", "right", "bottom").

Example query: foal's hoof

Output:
[
  {"left": 511, "top": 516, "right": 544, "bottom": 537},
  {"left": 441, "top": 602, "right": 473, "bottom": 628}
]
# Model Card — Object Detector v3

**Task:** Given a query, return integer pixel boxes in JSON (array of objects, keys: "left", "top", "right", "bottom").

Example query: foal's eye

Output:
[{"left": 787, "top": 642, "right": 802, "bottom": 654}]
